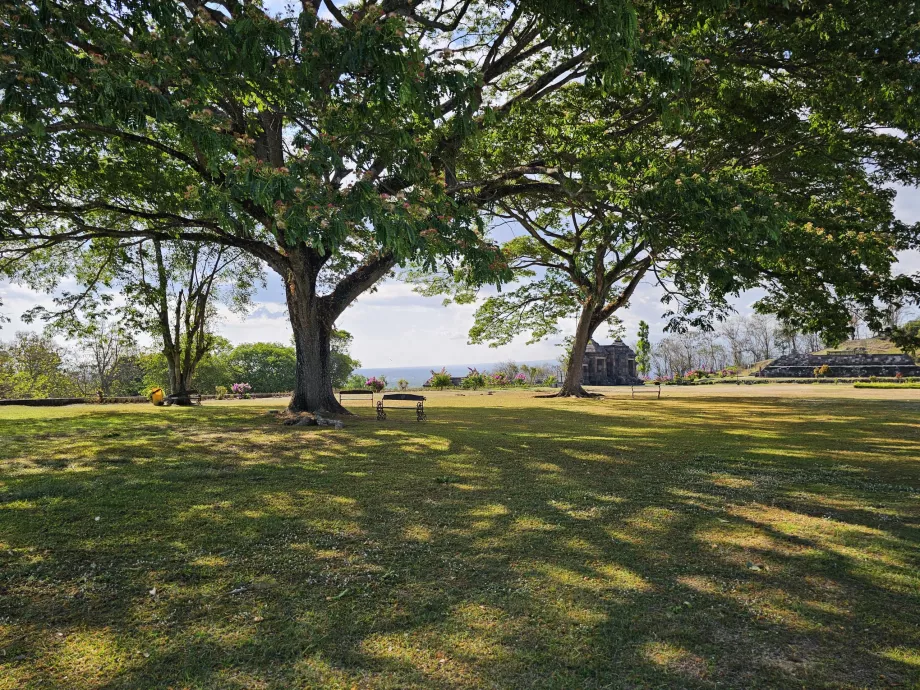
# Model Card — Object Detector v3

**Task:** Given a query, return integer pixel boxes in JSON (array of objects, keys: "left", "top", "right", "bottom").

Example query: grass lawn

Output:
[{"left": 1, "top": 389, "right": 919, "bottom": 689}]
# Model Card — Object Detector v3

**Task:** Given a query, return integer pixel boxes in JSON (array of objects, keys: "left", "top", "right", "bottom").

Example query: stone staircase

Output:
[{"left": 760, "top": 353, "right": 920, "bottom": 378}]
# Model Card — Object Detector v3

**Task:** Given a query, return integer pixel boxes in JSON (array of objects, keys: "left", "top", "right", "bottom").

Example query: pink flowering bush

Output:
[
  {"left": 231, "top": 382, "right": 252, "bottom": 398},
  {"left": 365, "top": 377, "right": 385, "bottom": 392}
]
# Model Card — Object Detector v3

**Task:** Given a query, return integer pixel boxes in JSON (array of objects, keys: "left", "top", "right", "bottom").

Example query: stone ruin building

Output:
[
  {"left": 760, "top": 353, "right": 920, "bottom": 378},
  {"left": 582, "top": 339, "right": 643, "bottom": 386}
]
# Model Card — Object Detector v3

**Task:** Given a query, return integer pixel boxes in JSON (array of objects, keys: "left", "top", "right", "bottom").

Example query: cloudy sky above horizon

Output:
[{"left": 2, "top": 184, "right": 918, "bottom": 369}]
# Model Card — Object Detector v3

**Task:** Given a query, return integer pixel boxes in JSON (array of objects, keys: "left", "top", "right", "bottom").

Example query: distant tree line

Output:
[
  {"left": 648, "top": 309, "right": 917, "bottom": 379},
  {"left": 0, "top": 330, "right": 359, "bottom": 400}
]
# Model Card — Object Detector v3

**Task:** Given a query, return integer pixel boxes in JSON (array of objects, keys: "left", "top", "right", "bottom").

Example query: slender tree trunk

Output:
[
  {"left": 556, "top": 303, "right": 598, "bottom": 398},
  {"left": 166, "top": 355, "right": 179, "bottom": 395},
  {"left": 285, "top": 268, "right": 348, "bottom": 414}
]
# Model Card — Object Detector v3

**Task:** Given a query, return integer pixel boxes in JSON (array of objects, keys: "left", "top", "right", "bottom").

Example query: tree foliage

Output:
[
  {"left": 21, "top": 236, "right": 263, "bottom": 398},
  {"left": 0, "top": 0, "right": 642, "bottom": 410},
  {"left": 0, "top": 332, "right": 75, "bottom": 398},
  {"left": 889, "top": 319, "right": 920, "bottom": 360},
  {"left": 635, "top": 320, "right": 651, "bottom": 377},
  {"left": 412, "top": 1, "right": 920, "bottom": 393}
]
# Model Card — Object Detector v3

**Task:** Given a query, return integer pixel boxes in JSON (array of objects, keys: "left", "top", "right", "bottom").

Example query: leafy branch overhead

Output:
[{"left": 425, "top": 59, "right": 920, "bottom": 352}]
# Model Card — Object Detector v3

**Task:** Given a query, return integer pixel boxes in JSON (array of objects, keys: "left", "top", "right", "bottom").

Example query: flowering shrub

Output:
[
  {"left": 514, "top": 372, "right": 527, "bottom": 385},
  {"left": 813, "top": 364, "right": 830, "bottom": 378},
  {"left": 463, "top": 368, "right": 487, "bottom": 389},
  {"left": 428, "top": 368, "right": 453, "bottom": 389},
  {"left": 491, "top": 372, "right": 508, "bottom": 386},
  {"left": 231, "top": 382, "right": 252, "bottom": 398},
  {"left": 895, "top": 372, "right": 904, "bottom": 381},
  {"left": 365, "top": 377, "right": 385, "bottom": 392}
]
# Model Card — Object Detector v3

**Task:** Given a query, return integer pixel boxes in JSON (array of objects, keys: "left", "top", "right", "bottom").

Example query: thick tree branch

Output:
[{"left": 323, "top": 252, "right": 397, "bottom": 319}]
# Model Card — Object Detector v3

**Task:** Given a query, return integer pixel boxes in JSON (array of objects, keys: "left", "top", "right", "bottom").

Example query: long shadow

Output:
[{"left": 0, "top": 396, "right": 918, "bottom": 688}]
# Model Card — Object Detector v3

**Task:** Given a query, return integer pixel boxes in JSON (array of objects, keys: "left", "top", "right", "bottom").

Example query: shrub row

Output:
[
  {"left": 664, "top": 377, "right": 920, "bottom": 386},
  {"left": 852, "top": 383, "right": 920, "bottom": 389}
]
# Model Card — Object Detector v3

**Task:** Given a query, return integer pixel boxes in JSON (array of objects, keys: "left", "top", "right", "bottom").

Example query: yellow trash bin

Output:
[{"left": 149, "top": 388, "right": 166, "bottom": 406}]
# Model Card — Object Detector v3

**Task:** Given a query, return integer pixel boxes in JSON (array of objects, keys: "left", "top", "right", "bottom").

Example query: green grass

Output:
[
  {"left": 1, "top": 391, "right": 919, "bottom": 689},
  {"left": 816, "top": 336, "right": 905, "bottom": 356}
]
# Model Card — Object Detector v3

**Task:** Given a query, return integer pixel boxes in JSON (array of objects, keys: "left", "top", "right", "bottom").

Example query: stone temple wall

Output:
[{"left": 760, "top": 353, "right": 920, "bottom": 378}]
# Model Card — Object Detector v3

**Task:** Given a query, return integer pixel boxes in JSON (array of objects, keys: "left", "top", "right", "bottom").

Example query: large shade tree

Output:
[
  {"left": 0, "top": 0, "right": 651, "bottom": 411},
  {"left": 414, "top": 13, "right": 920, "bottom": 395}
]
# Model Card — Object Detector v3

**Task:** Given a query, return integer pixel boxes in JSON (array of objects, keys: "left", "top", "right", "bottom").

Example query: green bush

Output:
[
  {"left": 429, "top": 368, "right": 453, "bottom": 390},
  {"left": 343, "top": 374, "right": 367, "bottom": 390},
  {"left": 462, "top": 370, "right": 487, "bottom": 389},
  {"left": 215, "top": 385, "right": 227, "bottom": 400}
]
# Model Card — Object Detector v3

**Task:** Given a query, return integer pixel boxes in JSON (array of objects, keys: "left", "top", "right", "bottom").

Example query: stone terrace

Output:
[{"left": 760, "top": 353, "right": 920, "bottom": 378}]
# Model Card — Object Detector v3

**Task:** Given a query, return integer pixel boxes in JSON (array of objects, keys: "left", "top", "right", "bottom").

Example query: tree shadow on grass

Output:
[{"left": 0, "top": 396, "right": 918, "bottom": 688}]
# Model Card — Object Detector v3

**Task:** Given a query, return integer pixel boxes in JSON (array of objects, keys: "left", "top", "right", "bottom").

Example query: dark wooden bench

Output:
[
  {"left": 631, "top": 383, "right": 661, "bottom": 399},
  {"left": 338, "top": 389, "right": 375, "bottom": 406},
  {"left": 376, "top": 393, "right": 427, "bottom": 421},
  {"left": 165, "top": 389, "right": 202, "bottom": 406}
]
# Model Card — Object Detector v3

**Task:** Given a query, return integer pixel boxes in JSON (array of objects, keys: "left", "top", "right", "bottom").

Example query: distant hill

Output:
[{"left": 814, "top": 337, "right": 903, "bottom": 356}]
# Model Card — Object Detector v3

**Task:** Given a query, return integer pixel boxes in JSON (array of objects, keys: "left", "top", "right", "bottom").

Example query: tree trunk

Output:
[
  {"left": 556, "top": 303, "right": 599, "bottom": 398},
  {"left": 166, "top": 355, "right": 179, "bottom": 395},
  {"left": 165, "top": 351, "right": 195, "bottom": 405},
  {"left": 285, "top": 270, "right": 348, "bottom": 414}
]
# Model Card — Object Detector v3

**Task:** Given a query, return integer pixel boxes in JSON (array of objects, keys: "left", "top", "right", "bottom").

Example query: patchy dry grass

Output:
[{"left": 1, "top": 389, "right": 919, "bottom": 688}]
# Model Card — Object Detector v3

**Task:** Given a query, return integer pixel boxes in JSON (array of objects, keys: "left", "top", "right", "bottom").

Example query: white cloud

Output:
[{"left": 4, "top": 185, "right": 920, "bottom": 366}]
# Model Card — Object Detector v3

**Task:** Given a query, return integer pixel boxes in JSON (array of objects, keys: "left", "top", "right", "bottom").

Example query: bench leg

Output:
[
  {"left": 416, "top": 402, "right": 426, "bottom": 422},
  {"left": 376, "top": 401, "right": 386, "bottom": 421}
]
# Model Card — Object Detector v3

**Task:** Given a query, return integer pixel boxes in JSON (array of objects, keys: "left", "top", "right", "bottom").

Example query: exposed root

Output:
[
  {"left": 287, "top": 397, "right": 353, "bottom": 416},
  {"left": 536, "top": 386, "right": 603, "bottom": 399}
]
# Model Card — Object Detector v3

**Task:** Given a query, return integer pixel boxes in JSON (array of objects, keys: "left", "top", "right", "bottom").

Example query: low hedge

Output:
[
  {"left": 664, "top": 376, "right": 920, "bottom": 386},
  {"left": 852, "top": 382, "right": 920, "bottom": 389}
]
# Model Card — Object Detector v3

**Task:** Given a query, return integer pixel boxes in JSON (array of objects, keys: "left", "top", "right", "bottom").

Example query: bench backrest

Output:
[
  {"left": 381, "top": 393, "right": 426, "bottom": 402},
  {"left": 339, "top": 389, "right": 374, "bottom": 397}
]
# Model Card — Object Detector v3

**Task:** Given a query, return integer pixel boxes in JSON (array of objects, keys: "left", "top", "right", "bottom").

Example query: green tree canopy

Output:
[
  {"left": 0, "top": 0, "right": 638, "bottom": 410},
  {"left": 414, "top": 25, "right": 920, "bottom": 393},
  {"left": 22, "top": 237, "right": 263, "bottom": 400},
  {"left": 0, "top": 331, "right": 76, "bottom": 399},
  {"left": 227, "top": 341, "right": 296, "bottom": 392},
  {"left": 635, "top": 321, "right": 651, "bottom": 378}
]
